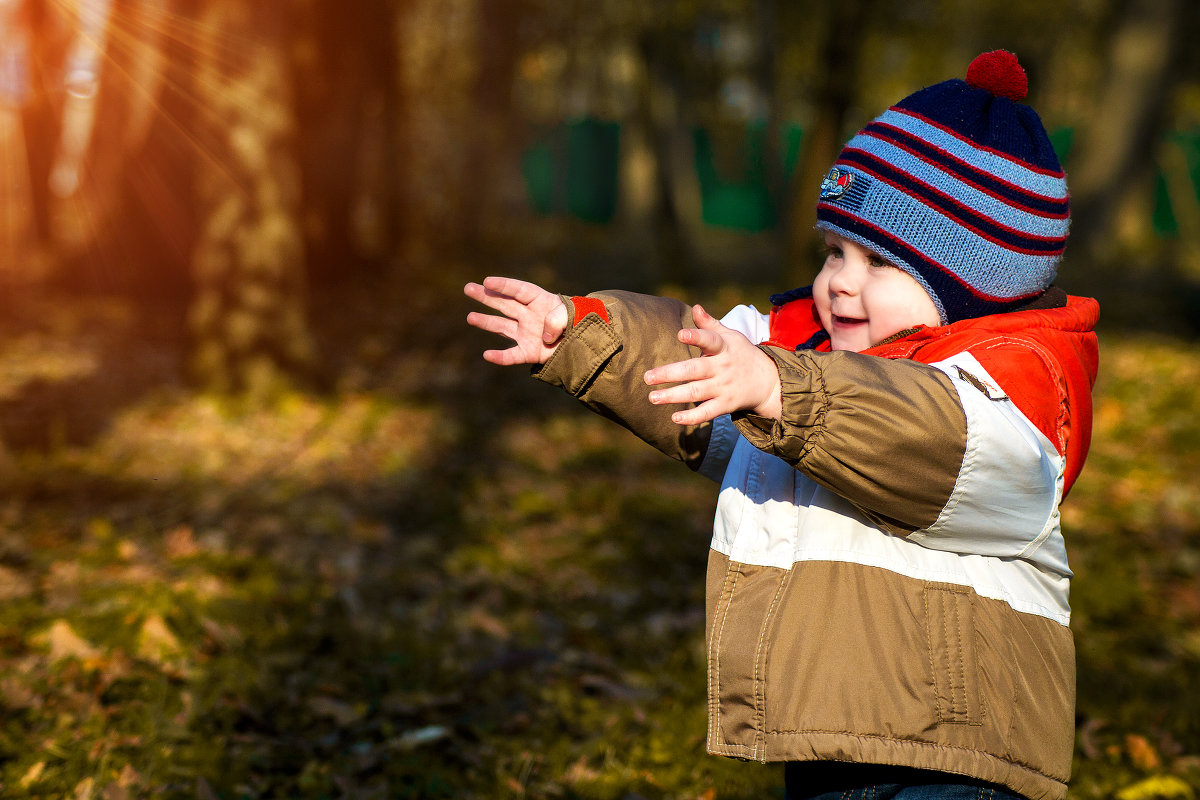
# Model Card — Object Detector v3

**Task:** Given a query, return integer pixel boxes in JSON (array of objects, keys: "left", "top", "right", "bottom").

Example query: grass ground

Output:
[{"left": 0, "top": 276, "right": 1196, "bottom": 799}]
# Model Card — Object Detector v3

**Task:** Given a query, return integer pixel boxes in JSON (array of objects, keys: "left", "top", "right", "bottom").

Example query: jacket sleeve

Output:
[
  {"left": 732, "top": 347, "right": 969, "bottom": 535},
  {"left": 530, "top": 290, "right": 712, "bottom": 470},
  {"left": 733, "top": 345, "right": 1066, "bottom": 562}
]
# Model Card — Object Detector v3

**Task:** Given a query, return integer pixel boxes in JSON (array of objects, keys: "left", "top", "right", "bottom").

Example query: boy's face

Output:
[{"left": 814, "top": 234, "right": 942, "bottom": 352}]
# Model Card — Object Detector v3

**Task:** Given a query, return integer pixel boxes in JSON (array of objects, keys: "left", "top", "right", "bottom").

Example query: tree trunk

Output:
[
  {"left": 1068, "top": 0, "right": 1187, "bottom": 262},
  {"left": 292, "top": 0, "right": 398, "bottom": 279},
  {"left": 755, "top": 0, "right": 783, "bottom": 227},
  {"left": 635, "top": 33, "right": 692, "bottom": 286},
  {"left": 783, "top": 0, "right": 877, "bottom": 289},
  {"left": 393, "top": 0, "right": 481, "bottom": 269},
  {"left": 463, "top": 0, "right": 522, "bottom": 252},
  {"left": 187, "top": 1, "right": 313, "bottom": 396}
]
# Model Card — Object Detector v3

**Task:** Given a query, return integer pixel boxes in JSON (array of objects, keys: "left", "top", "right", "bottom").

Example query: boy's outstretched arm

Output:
[
  {"left": 466, "top": 282, "right": 715, "bottom": 471},
  {"left": 644, "top": 305, "right": 782, "bottom": 425},
  {"left": 464, "top": 276, "right": 569, "bottom": 365}
]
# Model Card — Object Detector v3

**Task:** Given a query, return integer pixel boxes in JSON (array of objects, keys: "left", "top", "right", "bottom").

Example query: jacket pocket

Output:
[
  {"left": 924, "top": 583, "right": 983, "bottom": 725},
  {"left": 706, "top": 557, "right": 789, "bottom": 758}
]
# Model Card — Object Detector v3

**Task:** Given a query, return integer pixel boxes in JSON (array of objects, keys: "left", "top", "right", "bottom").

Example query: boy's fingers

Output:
[
  {"left": 482, "top": 276, "right": 547, "bottom": 306},
  {"left": 670, "top": 398, "right": 724, "bottom": 426},
  {"left": 466, "top": 311, "right": 518, "bottom": 340},
  {"left": 480, "top": 275, "right": 523, "bottom": 296},
  {"left": 465, "top": 283, "right": 516, "bottom": 316},
  {"left": 678, "top": 326, "right": 724, "bottom": 354},
  {"left": 467, "top": 278, "right": 543, "bottom": 319},
  {"left": 649, "top": 379, "right": 711, "bottom": 406},
  {"left": 644, "top": 354, "right": 715, "bottom": 387},
  {"left": 482, "top": 347, "right": 526, "bottom": 366},
  {"left": 464, "top": 281, "right": 489, "bottom": 297},
  {"left": 693, "top": 304, "right": 732, "bottom": 334},
  {"left": 692, "top": 304, "right": 719, "bottom": 328}
]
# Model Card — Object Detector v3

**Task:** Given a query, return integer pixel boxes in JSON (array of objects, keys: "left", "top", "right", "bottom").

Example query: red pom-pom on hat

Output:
[{"left": 965, "top": 50, "right": 1028, "bottom": 102}]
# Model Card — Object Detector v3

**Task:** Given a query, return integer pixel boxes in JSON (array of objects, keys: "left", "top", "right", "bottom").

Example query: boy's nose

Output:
[{"left": 826, "top": 264, "right": 860, "bottom": 295}]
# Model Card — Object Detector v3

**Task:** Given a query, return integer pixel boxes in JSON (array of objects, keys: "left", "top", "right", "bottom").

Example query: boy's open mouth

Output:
[{"left": 833, "top": 314, "right": 866, "bottom": 326}]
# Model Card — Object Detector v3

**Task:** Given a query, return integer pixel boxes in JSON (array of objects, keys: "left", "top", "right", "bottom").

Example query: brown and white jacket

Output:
[{"left": 532, "top": 289, "right": 1100, "bottom": 800}]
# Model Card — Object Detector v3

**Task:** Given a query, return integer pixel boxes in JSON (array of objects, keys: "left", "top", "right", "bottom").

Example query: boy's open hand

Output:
[
  {"left": 644, "top": 305, "right": 782, "bottom": 426},
  {"left": 464, "top": 276, "right": 568, "bottom": 365}
]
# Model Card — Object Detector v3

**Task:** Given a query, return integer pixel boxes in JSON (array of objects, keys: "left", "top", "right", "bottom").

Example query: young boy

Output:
[{"left": 465, "top": 51, "right": 1099, "bottom": 800}]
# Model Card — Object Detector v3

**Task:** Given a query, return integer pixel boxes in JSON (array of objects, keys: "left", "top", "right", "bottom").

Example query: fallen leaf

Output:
[
  {"left": 0, "top": 676, "right": 38, "bottom": 709},
  {"left": 0, "top": 565, "right": 35, "bottom": 600},
  {"left": 117, "top": 539, "right": 140, "bottom": 561},
  {"left": 33, "top": 620, "right": 100, "bottom": 661},
  {"left": 165, "top": 525, "right": 200, "bottom": 559},
  {"left": 19, "top": 761, "right": 45, "bottom": 789},
  {"left": 466, "top": 606, "right": 510, "bottom": 638},
  {"left": 1127, "top": 734, "right": 1162, "bottom": 770},
  {"left": 1116, "top": 775, "right": 1195, "bottom": 800},
  {"left": 73, "top": 777, "right": 95, "bottom": 800},
  {"left": 117, "top": 764, "right": 142, "bottom": 788},
  {"left": 393, "top": 725, "right": 451, "bottom": 750},
  {"left": 137, "top": 614, "right": 184, "bottom": 664},
  {"left": 563, "top": 757, "right": 600, "bottom": 785},
  {"left": 309, "top": 696, "right": 366, "bottom": 726}
]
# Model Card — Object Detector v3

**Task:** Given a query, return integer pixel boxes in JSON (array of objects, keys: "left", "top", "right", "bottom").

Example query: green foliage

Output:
[{"left": 1065, "top": 334, "right": 1200, "bottom": 800}]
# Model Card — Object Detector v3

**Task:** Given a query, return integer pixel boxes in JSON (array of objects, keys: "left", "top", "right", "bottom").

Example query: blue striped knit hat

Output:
[{"left": 814, "top": 51, "right": 1069, "bottom": 324}]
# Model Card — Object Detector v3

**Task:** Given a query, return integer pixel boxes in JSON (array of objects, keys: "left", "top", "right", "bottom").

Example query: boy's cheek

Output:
[{"left": 813, "top": 302, "right": 832, "bottom": 334}]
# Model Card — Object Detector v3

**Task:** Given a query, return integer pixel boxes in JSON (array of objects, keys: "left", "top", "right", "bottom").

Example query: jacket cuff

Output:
[
  {"left": 731, "top": 346, "right": 824, "bottom": 460},
  {"left": 531, "top": 300, "right": 621, "bottom": 397}
]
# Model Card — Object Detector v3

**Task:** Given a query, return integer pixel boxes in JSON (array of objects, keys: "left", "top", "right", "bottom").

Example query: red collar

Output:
[
  {"left": 764, "top": 294, "right": 1100, "bottom": 355},
  {"left": 764, "top": 296, "right": 830, "bottom": 351}
]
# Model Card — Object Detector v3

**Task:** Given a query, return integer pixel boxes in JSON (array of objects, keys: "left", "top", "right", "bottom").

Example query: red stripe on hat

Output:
[
  {"left": 890, "top": 107, "right": 1067, "bottom": 179},
  {"left": 862, "top": 122, "right": 1070, "bottom": 219},
  {"left": 838, "top": 149, "right": 1068, "bottom": 255}
]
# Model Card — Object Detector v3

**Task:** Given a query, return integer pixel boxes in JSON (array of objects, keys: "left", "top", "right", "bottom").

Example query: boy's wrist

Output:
[
  {"left": 752, "top": 374, "right": 783, "bottom": 420},
  {"left": 750, "top": 346, "right": 783, "bottom": 419},
  {"left": 532, "top": 299, "right": 621, "bottom": 397}
]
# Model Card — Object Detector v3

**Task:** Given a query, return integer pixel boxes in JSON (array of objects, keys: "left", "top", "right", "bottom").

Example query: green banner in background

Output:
[
  {"left": 693, "top": 122, "right": 802, "bottom": 232},
  {"left": 1153, "top": 129, "right": 1200, "bottom": 237},
  {"left": 521, "top": 122, "right": 1200, "bottom": 237},
  {"left": 521, "top": 117, "right": 621, "bottom": 224},
  {"left": 522, "top": 118, "right": 802, "bottom": 230}
]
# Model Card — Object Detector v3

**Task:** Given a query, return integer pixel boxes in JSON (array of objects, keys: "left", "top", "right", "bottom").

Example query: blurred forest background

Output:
[{"left": 0, "top": 0, "right": 1199, "bottom": 798}]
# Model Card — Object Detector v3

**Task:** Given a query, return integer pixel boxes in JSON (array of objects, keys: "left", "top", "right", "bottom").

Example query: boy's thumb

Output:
[{"left": 543, "top": 304, "right": 568, "bottom": 344}]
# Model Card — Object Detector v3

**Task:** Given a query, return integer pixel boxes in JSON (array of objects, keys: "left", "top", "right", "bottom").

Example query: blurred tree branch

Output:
[{"left": 1069, "top": 0, "right": 1190, "bottom": 261}]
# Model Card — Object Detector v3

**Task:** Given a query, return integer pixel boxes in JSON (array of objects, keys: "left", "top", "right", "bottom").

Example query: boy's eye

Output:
[
  {"left": 868, "top": 255, "right": 895, "bottom": 269},
  {"left": 824, "top": 245, "right": 843, "bottom": 260}
]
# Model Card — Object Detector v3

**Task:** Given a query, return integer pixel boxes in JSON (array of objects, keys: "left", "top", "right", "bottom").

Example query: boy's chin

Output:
[{"left": 829, "top": 331, "right": 869, "bottom": 353}]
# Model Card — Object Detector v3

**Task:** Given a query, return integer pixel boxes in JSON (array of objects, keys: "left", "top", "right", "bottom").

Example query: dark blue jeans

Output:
[{"left": 784, "top": 762, "right": 1031, "bottom": 800}]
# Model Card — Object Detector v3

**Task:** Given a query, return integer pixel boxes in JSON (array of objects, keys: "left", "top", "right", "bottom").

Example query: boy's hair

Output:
[{"left": 815, "top": 50, "right": 1069, "bottom": 325}]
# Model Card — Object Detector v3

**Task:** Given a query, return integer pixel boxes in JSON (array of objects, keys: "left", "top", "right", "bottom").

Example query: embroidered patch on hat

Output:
[
  {"left": 819, "top": 168, "right": 870, "bottom": 211},
  {"left": 819, "top": 168, "right": 855, "bottom": 200}
]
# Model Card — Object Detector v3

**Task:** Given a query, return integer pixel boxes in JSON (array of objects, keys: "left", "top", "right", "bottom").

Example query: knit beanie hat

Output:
[{"left": 814, "top": 50, "right": 1069, "bottom": 324}]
